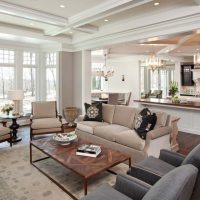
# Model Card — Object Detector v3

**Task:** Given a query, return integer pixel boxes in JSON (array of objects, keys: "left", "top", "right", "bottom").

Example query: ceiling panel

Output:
[
  {"left": 3, "top": 0, "right": 108, "bottom": 18},
  {"left": 91, "top": 0, "right": 193, "bottom": 27}
]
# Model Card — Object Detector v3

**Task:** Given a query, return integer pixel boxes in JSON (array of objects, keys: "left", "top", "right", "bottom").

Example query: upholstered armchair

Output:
[
  {"left": 0, "top": 122, "right": 12, "bottom": 146},
  {"left": 30, "top": 101, "right": 63, "bottom": 140},
  {"left": 81, "top": 164, "right": 198, "bottom": 200}
]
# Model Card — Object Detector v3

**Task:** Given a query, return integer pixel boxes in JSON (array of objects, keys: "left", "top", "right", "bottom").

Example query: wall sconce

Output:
[{"left": 122, "top": 74, "right": 125, "bottom": 81}]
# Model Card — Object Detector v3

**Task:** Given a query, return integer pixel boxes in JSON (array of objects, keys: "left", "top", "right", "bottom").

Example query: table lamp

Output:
[{"left": 7, "top": 90, "right": 24, "bottom": 115}]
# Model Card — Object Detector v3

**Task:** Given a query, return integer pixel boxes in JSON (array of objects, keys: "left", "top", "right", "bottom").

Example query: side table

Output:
[
  {"left": 0, "top": 115, "right": 22, "bottom": 143},
  {"left": 63, "top": 123, "right": 76, "bottom": 133}
]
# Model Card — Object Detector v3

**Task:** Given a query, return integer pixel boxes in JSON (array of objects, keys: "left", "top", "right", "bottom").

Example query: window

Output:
[
  {"left": 91, "top": 63, "right": 104, "bottom": 90},
  {"left": 23, "top": 51, "right": 36, "bottom": 113},
  {"left": 23, "top": 52, "right": 36, "bottom": 65},
  {"left": 140, "top": 65, "right": 175, "bottom": 98},
  {"left": 23, "top": 68, "right": 36, "bottom": 113},
  {"left": 0, "top": 49, "right": 15, "bottom": 64},
  {"left": 0, "top": 49, "right": 15, "bottom": 111},
  {"left": 46, "top": 53, "right": 57, "bottom": 101},
  {"left": 46, "top": 68, "right": 56, "bottom": 101},
  {"left": 46, "top": 53, "right": 56, "bottom": 66},
  {"left": 0, "top": 67, "right": 15, "bottom": 109}
]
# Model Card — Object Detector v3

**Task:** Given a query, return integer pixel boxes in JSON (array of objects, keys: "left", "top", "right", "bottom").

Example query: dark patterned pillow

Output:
[
  {"left": 134, "top": 108, "right": 157, "bottom": 139},
  {"left": 83, "top": 102, "right": 103, "bottom": 122}
]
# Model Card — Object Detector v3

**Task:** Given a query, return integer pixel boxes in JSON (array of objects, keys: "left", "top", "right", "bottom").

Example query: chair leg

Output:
[{"left": 30, "top": 129, "right": 33, "bottom": 141}]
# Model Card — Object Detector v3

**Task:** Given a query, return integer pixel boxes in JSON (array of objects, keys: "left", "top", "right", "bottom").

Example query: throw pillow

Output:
[
  {"left": 134, "top": 108, "right": 157, "bottom": 139},
  {"left": 83, "top": 102, "right": 103, "bottom": 122}
]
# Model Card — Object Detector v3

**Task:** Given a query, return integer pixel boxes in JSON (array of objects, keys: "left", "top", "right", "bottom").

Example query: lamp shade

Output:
[{"left": 7, "top": 90, "right": 24, "bottom": 100}]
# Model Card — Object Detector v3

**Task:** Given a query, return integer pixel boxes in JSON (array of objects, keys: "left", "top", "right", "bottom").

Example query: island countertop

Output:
[{"left": 134, "top": 98, "right": 200, "bottom": 110}]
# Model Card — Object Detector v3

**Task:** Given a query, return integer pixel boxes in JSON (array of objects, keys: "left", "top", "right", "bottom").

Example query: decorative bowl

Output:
[{"left": 53, "top": 132, "right": 77, "bottom": 145}]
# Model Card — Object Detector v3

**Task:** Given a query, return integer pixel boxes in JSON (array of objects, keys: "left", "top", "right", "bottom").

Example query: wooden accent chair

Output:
[
  {"left": 0, "top": 122, "right": 12, "bottom": 146},
  {"left": 118, "top": 92, "right": 132, "bottom": 106},
  {"left": 30, "top": 101, "right": 63, "bottom": 140},
  {"left": 108, "top": 93, "right": 119, "bottom": 105}
]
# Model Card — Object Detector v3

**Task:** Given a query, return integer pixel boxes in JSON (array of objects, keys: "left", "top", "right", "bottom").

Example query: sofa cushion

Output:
[
  {"left": 0, "top": 126, "right": 10, "bottom": 136},
  {"left": 115, "top": 130, "right": 145, "bottom": 151},
  {"left": 154, "top": 111, "right": 168, "bottom": 129},
  {"left": 84, "top": 102, "right": 103, "bottom": 122},
  {"left": 94, "top": 124, "right": 129, "bottom": 142},
  {"left": 32, "top": 101, "right": 56, "bottom": 119},
  {"left": 136, "top": 156, "right": 175, "bottom": 177},
  {"left": 81, "top": 184, "right": 132, "bottom": 200},
  {"left": 134, "top": 108, "right": 157, "bottom": 139},
  {"left": 112, "top": 105, "right": 137, "bottom": 129},
  {"left": 77, "top": 121, "right": 109, "bottom": 134},
  {"left": 31, "top": 118, "right": 62, "bottom": 129},
  {"left": 102, "top": 104, "right": 115, "bottom": 123}
]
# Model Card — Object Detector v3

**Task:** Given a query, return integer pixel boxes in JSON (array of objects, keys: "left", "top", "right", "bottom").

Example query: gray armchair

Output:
[
  {"left": 30, "top": 101, "right": 63, "bottom": 140},
  {"left": 81, "top": 164, "right": 198, "bottom": 200},
  {"left": 128, "top": 144, "right": 200, "bottom": 199}
]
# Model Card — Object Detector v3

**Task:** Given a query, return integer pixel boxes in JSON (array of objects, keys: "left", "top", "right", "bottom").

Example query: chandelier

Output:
[
  {"left": 97, "top": 52, "right": 114, "bottom": 81},
  {"left": 146, "top": 53, "right": 162, "bottom": 71},
  {"left": 194, "top": 50, "right": 200, "bottom": 69}
]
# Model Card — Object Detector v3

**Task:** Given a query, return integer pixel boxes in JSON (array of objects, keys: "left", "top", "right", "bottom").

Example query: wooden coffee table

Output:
[{"left": 30, "top": 137, "right": 131, "bottom": 200}]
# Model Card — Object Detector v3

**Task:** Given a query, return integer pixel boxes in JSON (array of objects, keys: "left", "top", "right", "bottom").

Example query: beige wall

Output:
[
  {"left": 73, "top": 51, "right": 83, "bottom": 113},
  {"left": 58, "top": 51, "right": 73, "bottom": 114}
]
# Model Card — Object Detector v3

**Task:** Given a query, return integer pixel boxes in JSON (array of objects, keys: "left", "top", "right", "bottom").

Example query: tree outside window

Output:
[
  {"left": 23, "top": 52, "right": 36, "bottom": 113},
  {"left": 46, "top": 53, "right": 57, "bottom": 101}
]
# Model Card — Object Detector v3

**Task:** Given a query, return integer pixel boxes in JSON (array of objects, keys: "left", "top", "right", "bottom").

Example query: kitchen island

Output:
[{"left": 135, "top": 98, "right": 200, "bottom": 135}]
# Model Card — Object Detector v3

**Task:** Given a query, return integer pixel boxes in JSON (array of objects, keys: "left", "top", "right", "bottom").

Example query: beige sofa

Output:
[{"left": 75, "top": 104, "right": 172, "bottom": 165}]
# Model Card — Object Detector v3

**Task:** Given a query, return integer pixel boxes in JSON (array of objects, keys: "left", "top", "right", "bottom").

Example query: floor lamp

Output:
[{"left": 7, "top": 90, "right": 24, "bottom": 115}]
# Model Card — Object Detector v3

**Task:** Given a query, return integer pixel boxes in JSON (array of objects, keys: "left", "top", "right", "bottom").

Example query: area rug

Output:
[{"left": 0, "top": 144, "right": 128, "bottom": 200}]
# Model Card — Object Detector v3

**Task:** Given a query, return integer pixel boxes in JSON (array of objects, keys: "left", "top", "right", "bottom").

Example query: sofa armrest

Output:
[
  {"left": 77, "top": 115, "right": 85, "bottom": 122},
  {"left": 146, "top": 126, "right": 171, "bottom": 140},
  {"left": 114, "top": 174, "right": 151, "bottom": 200},
  {"left": 159, "top": 149, "right": 185, "bottom": 167}
]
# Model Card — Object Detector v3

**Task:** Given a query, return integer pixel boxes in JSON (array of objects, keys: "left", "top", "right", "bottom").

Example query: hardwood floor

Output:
[
  {"left": 178, "top": 131, "right": 200, "bottom": 155},
  {"left": 0, "top": 126, "right": 200, "bottom": 155}
]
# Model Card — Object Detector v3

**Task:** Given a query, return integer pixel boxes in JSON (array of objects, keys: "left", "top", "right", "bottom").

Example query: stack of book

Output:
[{"left": 76, "top": 144, "right": 101, "bottom": 157}]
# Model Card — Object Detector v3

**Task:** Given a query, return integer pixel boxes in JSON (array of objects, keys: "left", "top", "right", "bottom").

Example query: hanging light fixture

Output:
[
  {"left": 194, "top": 50, "right": 200, "bottom": 69},
  {"left": 96, "top": 50, "right": 114, "bottom": 81},
  {"left": 146, "top": 53, "right": 162, "bottom": 71}
]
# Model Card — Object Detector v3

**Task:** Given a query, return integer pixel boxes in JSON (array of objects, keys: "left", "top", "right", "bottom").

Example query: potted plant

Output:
[
  {"left": 1, "top": 104, "right": 14, "bottom": 115},
  {"left": 169, "top": 81, "right": 179, "bottom": 97}
]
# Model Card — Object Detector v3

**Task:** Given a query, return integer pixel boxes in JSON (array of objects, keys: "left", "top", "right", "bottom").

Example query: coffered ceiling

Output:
[{"left": 0, "top": 0, "right": 200, "bottom": 55}]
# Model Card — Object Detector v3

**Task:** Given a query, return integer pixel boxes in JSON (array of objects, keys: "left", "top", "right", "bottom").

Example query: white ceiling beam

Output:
[
  {"left": 0, "top": 1, "right": 67, "bottom": 27},
  {"left": 0, "top": 22, "right": 72, "bottom": 44},
  {"left": 73, "top": 24, "right": 98, "bottom": 34},
  {"left": 157, "top": 34, "right": 196, "bottom": 54},
  {"left": 46, "top": 0, "right": 154, "bottom": 36}
]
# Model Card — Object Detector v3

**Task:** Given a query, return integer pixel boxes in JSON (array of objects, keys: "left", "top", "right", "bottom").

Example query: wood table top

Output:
[
  {"left": 135, "top": 98, "right": 200, "bottom": 110},
  {"left": 31, "top": 137, "right": 130, "bottom": 179}
]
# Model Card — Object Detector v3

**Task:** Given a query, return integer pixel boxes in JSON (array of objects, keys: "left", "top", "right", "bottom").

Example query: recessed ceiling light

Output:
[
  {"left": 104, "top": 19, "right": 109, "bottom": 22},
  {"left": 154, "top": 2, "right": 160, "bottom": 6},
  {"left": 60, "top": 5, "right": 65, "bottom": 8},
  {"left": 69, "top": 31, "right": 73, "bottom": 34},
  {"left": 30, "top": 23, "right": 34, "bottom": 26}
]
